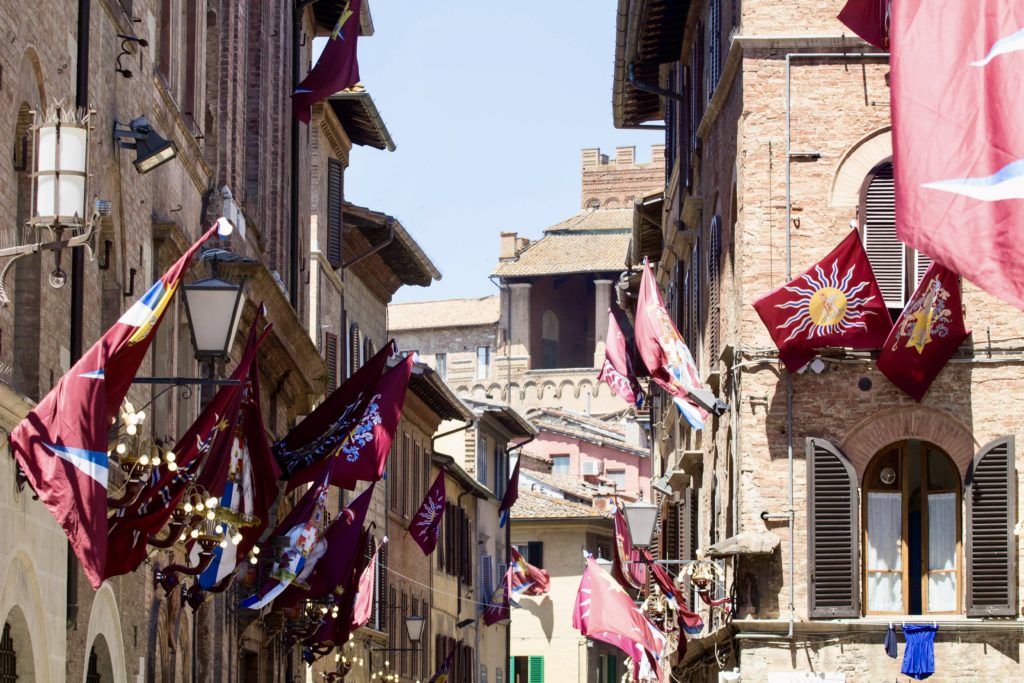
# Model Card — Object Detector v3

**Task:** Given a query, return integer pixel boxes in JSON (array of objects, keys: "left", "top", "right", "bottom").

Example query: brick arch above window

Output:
[
  {"left": 839, "top": 405, "right": 977, "bottom": 482},
  {"left": 830, "top": 126, "right": 892, "bottom": 208}
]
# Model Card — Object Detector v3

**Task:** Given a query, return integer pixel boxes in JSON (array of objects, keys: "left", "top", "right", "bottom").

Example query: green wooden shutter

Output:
[
  {"left": 606, "top": 655, "right": 617, "bottom": 683},
  {"left": 966, "top": 436, "right": 1017, "bottom": 616},
  {"left": 527, "top": 656, "right": 544, "bottom": 683},
  {"left": 807, "top": 438, "right": 860, "bottom": 618}
]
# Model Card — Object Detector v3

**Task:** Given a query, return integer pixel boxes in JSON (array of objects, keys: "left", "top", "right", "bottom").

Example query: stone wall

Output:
[{"left": 581, "top": 145, "right": 666, "bottom": 209}]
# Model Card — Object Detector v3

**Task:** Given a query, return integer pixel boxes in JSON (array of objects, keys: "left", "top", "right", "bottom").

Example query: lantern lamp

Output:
[
  {"left": 182, "top": 276, "right": 244, "bottom": 362},
  {"left": 622, "top": 500, "right": 659, "bottom": 550},
  {"left": 31, "top": 106, "right": 89, "bottom": 230}
]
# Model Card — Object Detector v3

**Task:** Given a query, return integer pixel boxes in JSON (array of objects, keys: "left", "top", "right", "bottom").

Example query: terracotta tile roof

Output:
[
  {"left": 511, "top": 490, "right": 608, "bottom": 520},
  {"left": 387, "top": 296, "right": 500, "bottom": 331},
  {"left": 519, "top": 469, "right": 599, "bottom": 502},
  {"left": 543, "top": 208, "right": 634, "bottom": 233},
  {"left": 492, "top": 231, "right": 630, "bottom": 277}
]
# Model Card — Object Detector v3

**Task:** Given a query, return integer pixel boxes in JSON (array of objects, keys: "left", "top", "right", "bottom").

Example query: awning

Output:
[
  {"left": 328, "top": 87, "right": 396, "bottom": 151},
  {"left": 706, "top": 531, "right": 781, "bottom": 558}
]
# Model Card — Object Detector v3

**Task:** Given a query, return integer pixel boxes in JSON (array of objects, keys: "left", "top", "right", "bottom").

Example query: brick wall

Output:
[{"left": 580, "top": 144, "right": 666, "bottom": 209}]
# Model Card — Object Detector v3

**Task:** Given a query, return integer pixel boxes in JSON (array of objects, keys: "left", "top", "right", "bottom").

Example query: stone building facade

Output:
[
  {"left": 614, "top": 1, "right": 1024, "bottom": 681},
  {"left": 0, "top": 1, "right": 438, "bottom": 682}
]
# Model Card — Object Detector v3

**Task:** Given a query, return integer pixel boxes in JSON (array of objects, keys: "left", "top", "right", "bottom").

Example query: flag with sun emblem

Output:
[
  {"left": 877, "top": 263, "right": 969, "bottom": 400},
  {"left": 892, "top": 2, "right": 1024, "bottom": 310},
  {"left": 753, "top": 229, "right": 892, "bottom": 372},
  {"left": 411, "top": 469, "right": 446, "bottom": 555}
]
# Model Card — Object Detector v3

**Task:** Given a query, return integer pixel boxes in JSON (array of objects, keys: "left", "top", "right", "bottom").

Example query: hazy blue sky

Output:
[{"left": 341, "top": 0, "right": 659, "bottom": 303}]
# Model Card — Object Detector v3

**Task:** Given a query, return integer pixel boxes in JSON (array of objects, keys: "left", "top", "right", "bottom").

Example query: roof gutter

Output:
[{"left": 341, "top": 216, "right": 395, "bottom": 269}]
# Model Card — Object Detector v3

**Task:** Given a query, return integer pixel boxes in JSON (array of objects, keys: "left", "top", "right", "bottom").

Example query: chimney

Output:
[
  {"left": 581, "top": 148, "right": 601, "bottom": 170},
  {"left": 615, "top": 146, "right": 635, "bottom": 166},
  {"left": 500, "top": 231, "right": 519, "bottom": 260},
  {"left": 516, "top": 236, "right": 531, "bottom": 252}
]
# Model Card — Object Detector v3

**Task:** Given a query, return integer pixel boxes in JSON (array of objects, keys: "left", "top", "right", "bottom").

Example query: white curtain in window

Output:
[
  {"left": 927, "top": 492, "right": 957, "bottom": 612},
  {"left": 867, "top": 491, "right": 903, "bottom": 612}
]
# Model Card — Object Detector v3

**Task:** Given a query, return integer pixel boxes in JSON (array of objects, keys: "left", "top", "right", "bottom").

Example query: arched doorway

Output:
[
  {"left": 2, "top": 607, "right": 36, "bottom": 682},
  {"left": 85, "top": 635, "right": 114, "bottom": 683},
  {"left": 863, "top": 440, "right": 961, "bottom": 615}
]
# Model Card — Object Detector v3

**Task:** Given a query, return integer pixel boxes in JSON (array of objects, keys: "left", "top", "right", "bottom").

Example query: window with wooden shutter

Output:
[
  {"left": 807, "top": 438, "right": 860, "bottom": 618},
  {"left": 324, "top": 332, "right": 338, "bottom": 390},
  {"left": 528, "top": 655, "right": 544, "bottom": 683},
  {"left": 364, "top": 336, "right": 375, "bottom": 364},
  {"left": 388, "top": 585, "right": 397, "bottom": 651},
  {"left": 966, "top": 436, "right": 1016, "bottom": 616},
  {"left": 708, "top": 216, "right": 722, "bottom": 364},
  {"left": 664, "top": 501, "right": 683, "bottom": 561},
  {"left": 481, "top": 554, "right": 494, "bottom": 606},
  {"left": 389, "top": 426, "right": 400, "bottom": 514},
  {"left": 327, "top": 158, "right": 343, "bottom": 267},
  {"left": 863, "top": 162, "right": 904, "bottom": 309},
  {"left": 401, "top": 591, "right": 409, "bottom": 675},
  {"left": 692, "top": 237, "right": 702, "bottom": 366},
  {"left": 527, "top": 541, "right": 544, "bottom": 570},
  {"left": 376, "top": 543, "right": 389, "bottom": 632},
  {"left": 709, "top": 0, "right": 722, "bottom": 93},
  {"left": 463, "top": 517, "right": 474, "bottom": 586},
  {"left": 402, "top": 433, "right": 411, "bottom": 518},
  {"left": 349, "top": 324, "right": 362, "bottom": 375}
]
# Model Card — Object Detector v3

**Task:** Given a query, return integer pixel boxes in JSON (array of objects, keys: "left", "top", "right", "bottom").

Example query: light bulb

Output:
[
  {"left": 252, "top": 546, "right": 260, "bottom": 555},
  {"left": 126, "top": 424, "right": 137, "bottom": 435},
  {"left": 206, "top": 497, "right": 218, "bottom": 508},
  {"left": 151, "top": 456, "right": 161, "bottom": 466},
  {"left": 136, "top": 410, "right": 146, "bottom": 422},
  {"left": 165, "top": 451, "right": 176, "bottom": 463},
  {"left": 179, "top": 533, "right": 187, "bottom": 542},
  {"left": 206, "top": 511, "right": 215, "bottom": 520},
  {"left": 384, "top": 660, "right": 389, "bottom": 667},
  {"left": 183, "top": 502, "right": 193, "bottom": 513},
  {"left": 220, "top": 540, "right": 228, "bottom": 549},
  {"left": 215, "top": 525, "right": 224, "bottom": 534},
  {"left": 250, "top": 556, "right": 258, "bottom": 564},
  {"left": 196, "top": 503, "right": 205, "bottom": 512},
  {"left": 167, "top": 462, "right": 178, "bottom": 472},
  {"left": 126, "top": 413, "right": 138, "bottom": 426},
  {"left": 138, "top": 454, "right": 150, "bottom": 467},
  {"left": 116, "top": 443, "right": 127, "bottom": 455},
  {"left": 190, "top": 529, "right": 199, "bottom": 539},
  {"left": 359, "top": 659, "right": 364, "bottom": 666},
  {"left": 336, "top": 654, "right": 341, "bottom": 662},
  {"left": 232, "top": 532, "right": 243, "bottom": 545},
  {"left": 321, "top": 606, "right": 329, "bottom": 614}
]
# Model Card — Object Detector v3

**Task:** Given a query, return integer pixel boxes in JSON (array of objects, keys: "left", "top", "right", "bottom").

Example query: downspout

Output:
[
  {"left": 67, "top": 0, "right": 90, "bottom": 629},
  {"left": 735, "top": 49, "right": 888, "bottom": 643},
  {"left": 340, "top": 217, "right": 395, "bottom": 269}
]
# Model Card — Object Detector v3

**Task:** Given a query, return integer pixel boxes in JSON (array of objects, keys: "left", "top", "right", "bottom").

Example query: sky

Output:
[{"left": 340, "top": 0, "right": 659, "bottom": 303}]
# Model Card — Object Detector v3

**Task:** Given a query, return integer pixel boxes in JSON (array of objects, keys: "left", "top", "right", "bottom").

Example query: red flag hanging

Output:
[
  {"left": 274, "top": 342, "right": 406, "bottom": 489},
  {"left": 351, "top": 536, "right": 386, "bottom": 629},
  {"left": 572, "top": 556, "right": 667, "bottom": 681},
  {"left": 597, "top": 308, "right": 644, "bottom": 407},
  {"left": 410, "top": 470, "right": 446, "bottom": 555},
  {"left": 510, "top": 547, "right": 550, "bottom": 597},
  {"left": 498, "top": 454, "right": 520, "bottom": 528},
  {"left": 634, "top": 260, "right": 707, "bottom": 429},
  {"left": 752, "top": 229, "right": 892, "bottom": 372},
  {"left": 104, "top": 306, "right": 270, "bottom": 582},
  {"left": 877, "top": 263, "right": 970, "bottom": 400},
  {"left": 10, "top": 218, "right": 232, "bottom": 589},
  {"left": 837, "top": 0, "right": 892, "bottom": 49},
  {"left": 611, "top": 500, "right": 647, "bottom": 591},
  {"left": 293, "top": 0, "right": 364, "bottom": 123},
  {"left": 892, "top": 3, "right": 1024, "bottom": 310},
  {"left": 483, "top": 563, "right": 512, "bottom": 626},
  {"left": 272, "top": 482, "right": 376, "bottom": 609}
]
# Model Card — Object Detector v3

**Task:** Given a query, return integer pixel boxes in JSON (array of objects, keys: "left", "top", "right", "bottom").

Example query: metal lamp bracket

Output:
[{"left": 0, "top": 201, "right": 108, "bottom": 305}]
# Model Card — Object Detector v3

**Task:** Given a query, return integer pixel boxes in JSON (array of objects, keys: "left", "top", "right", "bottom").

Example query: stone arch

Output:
[
  {"left": 830, "top": 126, "right": 892, "bottom": 208},
  {"left": 540, "top": 381, "right": 558, "bottom": 402},
  {"left": 577, "top": 378, "right": 595, "bottom": 398},
  {"left": 0, "top": 549, "right": 52, "bottom": 683},
  {"left": 604, "top": 197, "right": 621, "bottom": 209},
  {"left": 557, "top": 379, "right": 578, "bottom": 399},
  {"left": 521, "top": 381, "right": 539, "bottom": 403},
  {"left": 584, "top": 197, "right": 600, "bottom": 210},
  {"left": 486, "top": 383, "right": 503, "bottom": 400},
  {"left": 83, "top": 584, "right": 128, "bottom": 683},
  {"left": 839, "top": 405, "right": 976, "bottom": 482},
  {"left": 470, "top": 384, "right": 487, "bottom": 400}
]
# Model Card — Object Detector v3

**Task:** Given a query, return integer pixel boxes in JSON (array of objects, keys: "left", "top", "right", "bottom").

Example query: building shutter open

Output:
[
  {"left": 528, "top": 656, "right": 544, "bottom": 683},
  {"left": 966, "top": 436, "right": 1017, "bottom": 617},
  {"left": 324, "top": 332, "right": 338, "bottom": 390},
  {"left": 807, "top": 437, "right": 860, "bottom": 618},
  {"left": 327, "top": 158, "right": 344, "bottom": 267}
]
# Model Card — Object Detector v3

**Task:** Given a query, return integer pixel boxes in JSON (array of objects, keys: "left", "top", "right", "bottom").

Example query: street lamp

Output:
[
  {"left": 182, "top": 274, "right": 244, "bottom": 363},
  {"left": 113, "top": 116, "right": 178, "bottom": 174},
  {"left": 622, "top": 500, "right": 659, "bottom": 551},
  {"left": 32, "top": 106, "right": 89, "bottom": 231},
  {"left": 404, "top": 615, "right": 425, "bottom": 644}
]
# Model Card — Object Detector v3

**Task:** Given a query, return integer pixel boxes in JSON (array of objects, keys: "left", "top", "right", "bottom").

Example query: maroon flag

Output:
[
  {"left": 483, "top": 563, "right": 511, "bottom": 626},
  {"left": 273, "top": 482, "right": 376, "bottom": 609},
  {"left": 273, "top": 341, "right": 398, "bottom": 486},
  {"left": 837, "top": 0, "right": 891, "bottom": 49},
  {"left": 877, "top": 263, "right": 969, "bottom": 400},
  {"left": 411, "top": 470, "right": 446, "bottom": 555},
  {"left": 634, "top": 261, "right": 707, "bottom": 430},
  {"left": 104, "top": 308, "right": 270, "bottom": 582},
  {"left": 293, "top": 0, "right": 363, "bottom": 123},
  {"left": 611, "top": 500, "right": 646, "bottom": 591},
  {"left": 892, "top": 3, "right": 1024, "bottom": 310},
  {"left": 10, "top": 218, "right": 232, "bottom": 588},
  {"left": 597, "top": 308, "right": 644, "bottom": 407},
  {"left": 498, "top": 455, "right": 520, "bottom": 528},
  {"left": 510, "top": 547, "right": 550, "bottom": 597},
  {"left": 572, "top": 557, "right": 667, "bottom": 681},
  {"left": 753, "top": 229, "right": 892, "bottom": 372}
]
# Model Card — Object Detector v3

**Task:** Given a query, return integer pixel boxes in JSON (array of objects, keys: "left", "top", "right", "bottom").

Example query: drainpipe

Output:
[
  {"left": 66, "top": 0, "right": 91, "bottom": 630},
  {"left": 734, "top": 49, "right": 889, "bottom": 644}
]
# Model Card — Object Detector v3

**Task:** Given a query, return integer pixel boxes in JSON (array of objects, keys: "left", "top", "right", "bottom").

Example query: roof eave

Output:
[{"left": 327, "top": 90, "right": 396, "bottom": 151}]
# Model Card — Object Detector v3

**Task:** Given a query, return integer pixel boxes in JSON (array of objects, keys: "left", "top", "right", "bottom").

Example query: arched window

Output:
[
  {"left": 861, "top": 161, "right": 933, "bottom": 316},
  {"left": 0, "top": 623, "right": 16, "bottom": 683},
  {"left": 540, "top": 310, "right": 559, "bottom": 369},
  {"left": 863, "top": 440, "right": 960, "bottom": 614}
]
